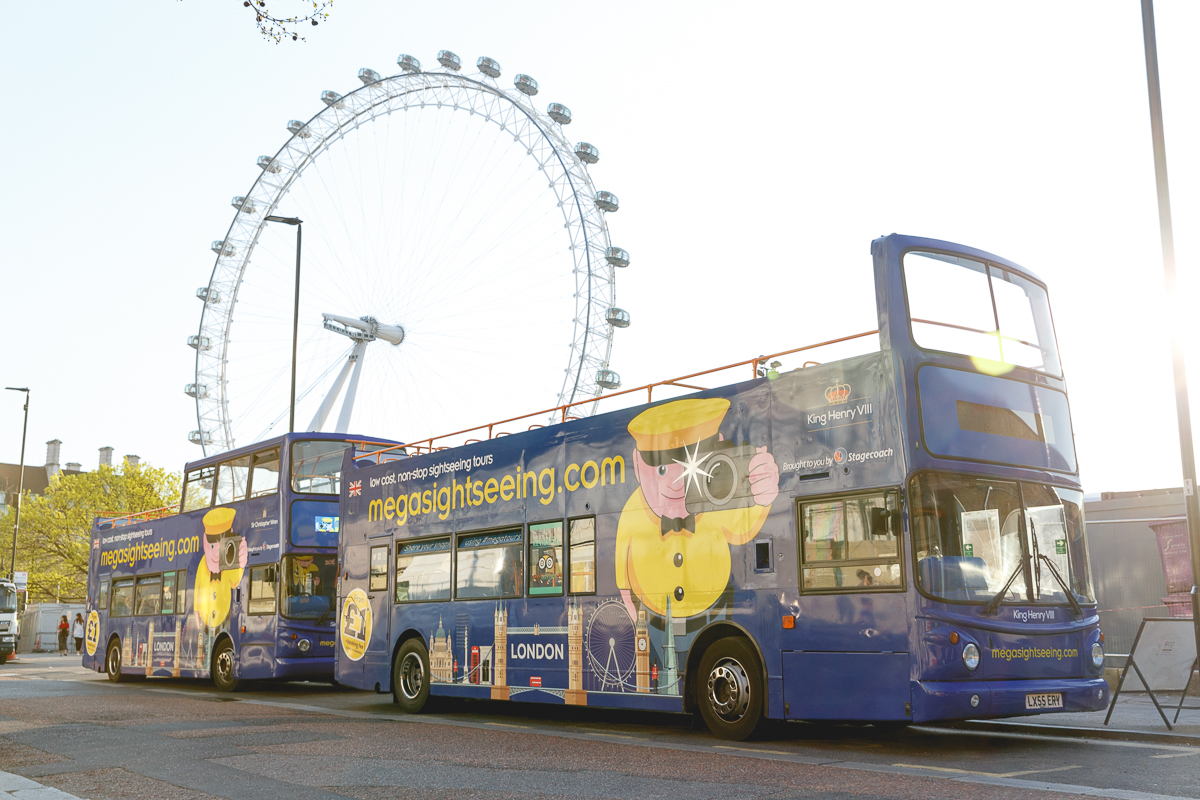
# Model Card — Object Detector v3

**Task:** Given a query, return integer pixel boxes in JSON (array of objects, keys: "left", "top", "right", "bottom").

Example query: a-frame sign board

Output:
[{"left": 1104, "top": 617, "right": 1198, "bottom": 731}]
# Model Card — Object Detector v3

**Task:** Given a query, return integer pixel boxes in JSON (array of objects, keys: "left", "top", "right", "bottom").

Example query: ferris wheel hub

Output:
[{"left": 322, "top": 312, "right": 405, "bottom": 346}]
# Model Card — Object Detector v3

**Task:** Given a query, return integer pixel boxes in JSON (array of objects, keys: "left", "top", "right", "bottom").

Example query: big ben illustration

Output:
[
  {"left": 565, "top": 601, "right": 586, "bottom": 706},
  {"left": 635, "top": 606, "right": 650, "bottom": 693}
]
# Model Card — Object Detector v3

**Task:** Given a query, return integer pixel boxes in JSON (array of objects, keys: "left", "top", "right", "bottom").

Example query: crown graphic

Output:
[{"left": 825, "top": 381, "right": 851, "bottom": 405}]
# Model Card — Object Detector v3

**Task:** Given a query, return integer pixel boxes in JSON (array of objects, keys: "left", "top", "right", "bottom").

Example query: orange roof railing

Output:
[
  {"left": 357, "top": 330, "right": 878, "bottom": 464},
  {"left": 98, "top": 504, "right": 180, "bottom": 527}
]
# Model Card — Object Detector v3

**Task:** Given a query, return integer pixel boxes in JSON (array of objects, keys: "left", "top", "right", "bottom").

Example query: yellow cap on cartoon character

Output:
[
  {"left": 202, "top": 507, "right": 236, "bottom": 538},
  {"left": 628, "top": 398, "right": 729, "bottom": 458}
]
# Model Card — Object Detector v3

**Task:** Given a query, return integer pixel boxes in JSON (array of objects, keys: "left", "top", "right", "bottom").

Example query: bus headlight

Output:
[
  {"left": 1091, "top": 642, "right": 1104, "bottom": 668},
  {"left": 297, "top": 638, "right": 311, "bottom": 653},
  {"left": 962, "top": 642, "right": 980, "bottom": 671}
]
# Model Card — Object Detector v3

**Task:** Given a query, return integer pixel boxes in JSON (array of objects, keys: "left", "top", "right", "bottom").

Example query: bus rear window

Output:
[{"left": 292, "top": 441, "right": 351, "bottom": 495}]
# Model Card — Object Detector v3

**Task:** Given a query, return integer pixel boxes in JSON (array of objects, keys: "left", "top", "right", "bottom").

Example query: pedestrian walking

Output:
[
  {"left": 57, "top": 615, "right": 69, "bottom": 656},
  {"left": 72, "top": 613, "right": 85, "bottom": 655}
]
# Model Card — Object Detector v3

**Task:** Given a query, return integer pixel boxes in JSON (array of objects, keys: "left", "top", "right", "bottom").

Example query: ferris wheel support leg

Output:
[
  {"left": 308, "top": 342, "right": 365, "bottom": 432},
  {"left": 334, "top": 342, "right": 368, "bottom": 433}
]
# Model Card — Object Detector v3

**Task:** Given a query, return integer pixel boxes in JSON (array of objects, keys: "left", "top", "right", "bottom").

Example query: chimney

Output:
[
  {"left": 65, "top": 462, "right": 82, "bottom": 473},
  {"left": 125, "top": 455, "right": 140, "bottom": 469},
  {"left": 99, "top": 447, "right": 114, "bottom": 468},
  {"left": 45, "top": 439, "right": 62, "bottom": 479}
]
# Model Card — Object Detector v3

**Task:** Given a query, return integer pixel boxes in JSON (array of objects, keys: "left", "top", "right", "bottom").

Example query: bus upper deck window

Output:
[
  {"left": 291, "top": 440, "right": 352, "bottom": 495},
  {"left": 182, "top": 466, "right": 216, "bottom": 512},
  {"left": 249, "top": 448, "right": 281, "bottom": 499},
  {"left": 902, "top": 251, "right": 1061, "bottom": 375},
  {"left": 215, "top": 456, "right": 251, "bottom": 505}
]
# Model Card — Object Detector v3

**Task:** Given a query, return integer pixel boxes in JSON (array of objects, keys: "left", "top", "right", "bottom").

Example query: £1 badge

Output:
[
  {"left": 340, "top": 588, "right": 372, "bottom": 661},
  {"left": 85, "top": 610, "right": 100, "bottom": 656}
]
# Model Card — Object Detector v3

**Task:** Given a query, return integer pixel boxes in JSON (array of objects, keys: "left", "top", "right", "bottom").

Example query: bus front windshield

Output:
[
  {"left": 909, "top": 473, "right": 1094, "bottom": 606},
  {"left": 280, "top": 554, "right": 338, "bottom": 619},
  {"left": 0, "top": 584, "right": 15, "bottom": 613}
]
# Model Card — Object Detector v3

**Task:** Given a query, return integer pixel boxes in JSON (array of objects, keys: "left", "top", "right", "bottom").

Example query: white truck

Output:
[{"left": 0, "top": 578, "right": 17, "bottom": 663}]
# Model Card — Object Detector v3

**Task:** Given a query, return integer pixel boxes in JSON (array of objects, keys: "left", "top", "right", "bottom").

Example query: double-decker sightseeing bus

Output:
[
  {"left": 83, "top": 432, "right": 399, "bottom": 689},
  {"left": 335, "top": 233, "right": 1105, "bottom": 740}
]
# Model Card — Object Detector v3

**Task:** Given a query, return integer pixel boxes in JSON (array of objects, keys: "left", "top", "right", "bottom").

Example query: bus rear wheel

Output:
[
  {"left": 697, "top": 637, "right": 764, "bottom": 741},
  {"left": 393, "top": 639, "right": 431, "bottom": 713},
  {"left": 212, "top": 639, "right": 239, "bottom": 692},
  {"left": 105, "top": 641, "right": 124, "bottom": 683}
]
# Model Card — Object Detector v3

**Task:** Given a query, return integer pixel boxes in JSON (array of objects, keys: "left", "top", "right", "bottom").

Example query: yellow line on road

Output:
[
  {"left": 714, "top": 745, "right": 801, "bottom": 756},
  {"left": 893, "top": 763, "right": 1082, "bottom": 779}
]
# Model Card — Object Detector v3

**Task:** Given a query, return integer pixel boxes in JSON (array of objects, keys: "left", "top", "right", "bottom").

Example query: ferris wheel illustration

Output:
[
  {"left": 187, "top": 50, "right": 632, "bottom": 454},
  {"left": 585, "top": 598, "right": 637, "bottom": 692}
]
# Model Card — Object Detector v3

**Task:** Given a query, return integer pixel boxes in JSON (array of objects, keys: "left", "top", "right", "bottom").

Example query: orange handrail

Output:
[
  {"left": 99, "top": 504, "right": 180, "bottom": 527},
  {"left": 356, "top": 330, "right": 879, "bottom": 463}
]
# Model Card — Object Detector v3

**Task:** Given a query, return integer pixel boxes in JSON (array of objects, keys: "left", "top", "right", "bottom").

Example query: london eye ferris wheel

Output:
[{"left": 187, "top": 50, "right": 631, "bottom": 455}]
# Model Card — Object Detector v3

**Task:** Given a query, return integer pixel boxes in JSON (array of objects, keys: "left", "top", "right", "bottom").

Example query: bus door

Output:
[
  {"left": 213, "top": 454, "right": 252, "bottom": 675},
  {"left": 784, "top": 490, "right": 911, "bottom": 721},
  {"left": 337, "top": 522, "right": 381, "bottom": 689},
  {"left": 239, "top": 447, "right": 282, "bottom": 679},
  {"left": 363, "top": 536, "right": 393, "bottom": 686}
]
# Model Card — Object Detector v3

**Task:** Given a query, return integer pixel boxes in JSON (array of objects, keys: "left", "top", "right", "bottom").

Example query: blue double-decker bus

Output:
[
  {"left": 334, "top": 233, "right": 1106, "bottom": 739},
  {"left": 83, "top": 432, "right": 399, "bottom": 689}
]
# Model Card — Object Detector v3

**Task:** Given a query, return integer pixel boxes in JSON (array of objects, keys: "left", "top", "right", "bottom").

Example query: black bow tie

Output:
[{"left": 661, "top": 514, "right": 696, "bottom": 534}]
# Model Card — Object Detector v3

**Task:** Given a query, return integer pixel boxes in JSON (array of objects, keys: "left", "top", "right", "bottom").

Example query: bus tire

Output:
[
  {"left": 212, "top": 639, "right": 239, "bottom": 692},
  {"left": 105, "top": 640, "right": 124, "bottom": 683},
  {"left": 697, "top": 637, "right": 763, "bottom": 741},
  {"left": 393, "top": 639, "right": 431, "bottom": 713}
]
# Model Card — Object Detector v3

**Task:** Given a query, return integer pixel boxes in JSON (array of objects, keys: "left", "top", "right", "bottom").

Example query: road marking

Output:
[
  {"left": 715, "top": 745, "right": 805, "bottom": 756},
  {"left": 1149, "top": 750, "right": 1200, "bottom": 759},
  {"left": 893, "top": 763, "right": 1082, "bottom": 779}
]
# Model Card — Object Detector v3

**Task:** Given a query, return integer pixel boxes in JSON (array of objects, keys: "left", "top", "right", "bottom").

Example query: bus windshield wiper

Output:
[
  {"left": 982, "top": 554, "right": 1029, "bottom": 616},
  {"left": 1037, "top": 554, "right": 1083, "bottom": 617},
  {"left": 315, "top": 601, "right": 334, "bottom": 627}
]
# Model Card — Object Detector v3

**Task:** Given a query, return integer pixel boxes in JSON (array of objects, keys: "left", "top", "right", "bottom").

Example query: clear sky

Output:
[{"left": 2, "top": 1, "right": 1199, "bottom": 494}]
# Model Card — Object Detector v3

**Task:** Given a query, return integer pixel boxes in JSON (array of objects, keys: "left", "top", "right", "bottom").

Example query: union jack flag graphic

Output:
[
  {"left": 93, "top": 538, "right": 100, "bottom": 550},
  {"left": 349, "top": 480, "right": 362, "bottom": 497}
]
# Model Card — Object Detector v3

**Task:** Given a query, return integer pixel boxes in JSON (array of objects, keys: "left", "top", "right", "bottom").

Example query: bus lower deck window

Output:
[
  {"left": 456, "top": 529, "right": 523, "bottom": 600},
  {"left": 568, "top": 517, "right": 596, "bottom": 594},
  {"left": 528, "top": 522, "right": 563, "bottom": 596}
]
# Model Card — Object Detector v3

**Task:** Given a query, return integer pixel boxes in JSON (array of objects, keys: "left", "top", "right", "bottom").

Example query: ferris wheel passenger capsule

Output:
[
  {"left": 477, "top": 56, "right": 502, "bottom": 78},
  {"left": 211, "top": 240, "right": 236, "bottom": 257},
  {"left": 606, "top": 308, "right": 631, "bottom": 328},
  {"left": 321, "top": 90, "right": 345, "bottom": 109},
  {"left": 187, "top": 335, "right": 212, "bottom": 351},
  {"left": 287, "top": 120, "right": 312, "bottom": 138},
  {"left": 184, "top": 383, "right": 209, "bottom": 399},
  {"left": 594, "top": 191, "right": 619, "bottom": 213},
  {"left": 605, "top": 246, "right": 630, "bottom": 268},
  {"left": 437, "top": 50, "right": 462, "bottom": 71},
  {"left": 196, "top": 287, "right": 222, "bottom": 304},
  {"left": 358, "top": 68, "right": 382, "bottom": 85},
  {"left": 547, "top": 103, "right": 572, "bottom": 124},
  {"left": 574, "top": 142, "right": 599, "bottom": 164},
  {"left": 231, "top": 196, "right": 256, "bottom": 214},
  {"left": 397, "top": 54, "right": 422, "bottom": 73},
  {"left": 596, "top": 369, "right": 622, "bottom": 390},
  {"left": 514, "top": 74, "right": 539, "bottom": 95},
  {"left": 257, "top": 156, "right": 282, "bottom": 174},
  {"left": 188, "top": 430, "right": 213, "bottom": 446}
]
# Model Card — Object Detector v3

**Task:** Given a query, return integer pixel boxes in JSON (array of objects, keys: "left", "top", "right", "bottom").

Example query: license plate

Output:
[{"left": 1025, "top": 692, "right": 1063, "bottom": 710}]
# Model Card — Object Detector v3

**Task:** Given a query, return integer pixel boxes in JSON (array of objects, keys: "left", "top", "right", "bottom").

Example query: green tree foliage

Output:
[{"left": 0, "top": 463, "right": 179, "bottom": 603}]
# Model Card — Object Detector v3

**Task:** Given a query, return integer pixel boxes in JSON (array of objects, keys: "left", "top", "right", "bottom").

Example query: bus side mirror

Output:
[{"left": 870, "top": 507, "right": 899, "bottom": 537}]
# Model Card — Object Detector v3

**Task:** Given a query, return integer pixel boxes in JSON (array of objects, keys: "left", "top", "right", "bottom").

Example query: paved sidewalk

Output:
[
  {"left": 0, "top": 772, "right": 84, "bottom": 800},
  {"left": 959, "top": 692, "right": 1200, "bottom": 743}
]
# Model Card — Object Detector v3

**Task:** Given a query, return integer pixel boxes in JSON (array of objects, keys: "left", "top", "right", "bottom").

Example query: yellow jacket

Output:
[{"left": 194, "top": 566, "right": 244, "bottom": 628}]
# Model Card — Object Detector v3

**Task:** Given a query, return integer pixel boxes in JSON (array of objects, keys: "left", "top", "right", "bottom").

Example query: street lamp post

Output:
[
  {"left": 5, "top": 387, "right": 29, "bottom": 581},
  {"left": 264, "top": 215, "right": 303, "bottom": 433},
  {"left": 1140, "top": 0, "right": 1200, "bottom": 651}
]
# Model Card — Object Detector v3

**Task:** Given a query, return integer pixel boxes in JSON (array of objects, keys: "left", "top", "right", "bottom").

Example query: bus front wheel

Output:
[
  {"left": 212, "top": 639, "right": 239, "bottom": 692},
  {"left": 697, "top": 637, "right": 764, "bottom": 741},
  {"left": 393, "top": 639, "right": 431, "bottom": 713},
  {"left": 105, "top": 641, "right": 124, "bottom": 683}
]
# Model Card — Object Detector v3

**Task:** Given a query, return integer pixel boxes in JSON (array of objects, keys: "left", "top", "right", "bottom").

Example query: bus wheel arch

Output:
[
  {"left": 388, "top": 627, "right": 427, "bottom": 692},
  {"left": 211, "top": 634, "right": 239, "bottom": 692}
]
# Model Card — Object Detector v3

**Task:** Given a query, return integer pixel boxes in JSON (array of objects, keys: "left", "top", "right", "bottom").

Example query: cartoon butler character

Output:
[
  {"left": 194, "top": 507, "right": 248, "bottom": 632},
  {"left": 616, "top": 398, "right": 780, "bottom": 620}
]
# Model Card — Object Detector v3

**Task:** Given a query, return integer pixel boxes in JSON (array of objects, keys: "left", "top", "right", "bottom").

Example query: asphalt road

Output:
[{"left": 0, "top": 658, "right": 1195, "bottom": 800}]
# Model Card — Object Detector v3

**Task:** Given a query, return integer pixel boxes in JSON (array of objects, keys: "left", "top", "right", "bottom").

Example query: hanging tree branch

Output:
[{"left": 238, "top": 0, "right": 333, "bottom": 43}]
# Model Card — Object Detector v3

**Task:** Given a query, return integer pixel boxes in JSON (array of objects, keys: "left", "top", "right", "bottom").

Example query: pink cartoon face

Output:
[
  {"left": 202, "top": 535, "right": 222, "bottom": 573},
  {"left": 632, "top": 450, "right": 689, "bottom": 520}
]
